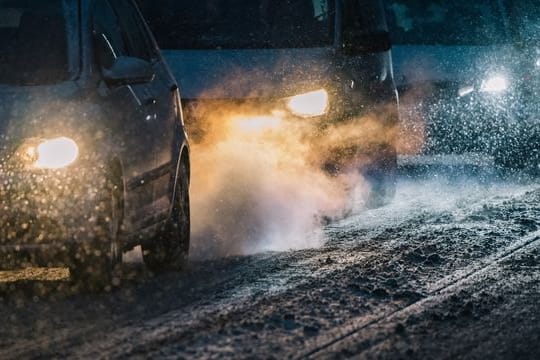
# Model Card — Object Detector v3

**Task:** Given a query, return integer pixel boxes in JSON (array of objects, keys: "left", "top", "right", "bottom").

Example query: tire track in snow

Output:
[{"left": 301, "top": 230, "right": 540, "bottom": 358}]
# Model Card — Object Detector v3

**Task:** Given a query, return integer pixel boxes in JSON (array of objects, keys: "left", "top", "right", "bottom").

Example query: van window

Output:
[
  {"left": 139, "top": 0, "right": 334, "bottom": 49},
  {"left": 384, "top": 0, "right": 508, "bottom": 45}
]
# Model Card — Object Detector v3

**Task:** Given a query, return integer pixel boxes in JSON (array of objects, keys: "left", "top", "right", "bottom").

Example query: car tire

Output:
[
  {"left": 69, "top": 173, "right": 123, "bottom": 291},
  {"left": 362, "top": 144, "right": 397, "bottom": 209},
  {"left": 143, "top": 161, "right": 190, "bottom": 272}
]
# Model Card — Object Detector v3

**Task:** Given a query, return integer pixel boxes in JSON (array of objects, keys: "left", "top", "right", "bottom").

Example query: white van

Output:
[{"left": 140, "top": 0, "right": 400, "bottom": 206}]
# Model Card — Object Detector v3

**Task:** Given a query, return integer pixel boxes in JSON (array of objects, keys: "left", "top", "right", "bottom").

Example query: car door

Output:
[
  {"left": 112, "top": 0, "right": 179, "bottom": 215},
  {"left": 92, "top": 0, "right": 158, "bottom": 230}
]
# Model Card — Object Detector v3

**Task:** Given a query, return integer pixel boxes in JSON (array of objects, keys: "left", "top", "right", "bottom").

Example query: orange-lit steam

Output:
[
  {"left": 187, "top": 102, "right": 347, "bottom": 259},
  {"left": 184, "top": 86, "right": 399, "bottom": 260}
]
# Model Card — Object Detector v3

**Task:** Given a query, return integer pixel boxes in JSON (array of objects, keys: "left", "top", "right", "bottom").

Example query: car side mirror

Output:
[
  {"left": 102, "top": 56, "right": 155, "bottom": 86},
  {"left": 342, "top": 30, "right": 392, "bottom": 55}
]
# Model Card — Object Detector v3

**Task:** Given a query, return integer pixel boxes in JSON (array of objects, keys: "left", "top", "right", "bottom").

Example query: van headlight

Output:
[
  {"left": 480, "top": 75, "right": 509, "bottom": 93},
  {"left": 286, "top": 89, "right": 329, "bottom": 117},
  {"left": 26, "top": 137, "right": 79, "bottom": 169}
]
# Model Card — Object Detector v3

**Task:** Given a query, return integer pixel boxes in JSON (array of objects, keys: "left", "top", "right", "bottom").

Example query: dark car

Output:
[
  {"left": 493, "top": 0, "right": 540, "bottom": 172},
  {"left": 139, "top": 0, "right": 399, "bottom": 207},
  {"left": 385, "top": 0, "right": 526, "bottom": 156},
  {"left": 386, "top": 0, "right": 540, "bottom": 172},
  {"left": 0, "top": 0, "right": 190, "bottom": 287}
]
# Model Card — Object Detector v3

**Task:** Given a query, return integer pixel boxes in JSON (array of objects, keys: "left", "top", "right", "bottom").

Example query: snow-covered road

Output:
[{"left": 0, "top": 164, "right": 539, "bottom": 359}]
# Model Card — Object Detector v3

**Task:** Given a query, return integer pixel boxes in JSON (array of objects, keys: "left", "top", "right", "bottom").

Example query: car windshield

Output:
[
  {"left": 139, "top": 0, "right": 334, "bottom": 49},
  {"left": 384, "top": 0, "right": 509, "bottom": 45},
  {"left": 0, "top": 0, "right": 72, "bottom": 85}
]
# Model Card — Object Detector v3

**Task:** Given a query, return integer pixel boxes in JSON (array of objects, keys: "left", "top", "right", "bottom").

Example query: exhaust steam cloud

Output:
[{"left": 186, "top": 95, "right": 398, "bottom": 260}]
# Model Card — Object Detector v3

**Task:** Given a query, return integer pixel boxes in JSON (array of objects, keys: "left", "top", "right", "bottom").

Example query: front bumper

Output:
[
  {"left": 0, "top": 164, "right": 106, "bottom": 268},
  {"left": 182, "top": 97, "right": 398, "bottom": 165},
  {"left": 399, "top": 85, "right": 520, "bottom": 155}
]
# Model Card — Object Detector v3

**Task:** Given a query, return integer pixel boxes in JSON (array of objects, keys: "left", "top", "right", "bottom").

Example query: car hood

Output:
[
  {"left": 0, "top": 83, "right": 81, "bottom": 145},
  {"left": 162, "top": 48, "right": 336, "bottom": 100},
  {"left": 392, "top": 45, "right": 518, "bottom": 88}
]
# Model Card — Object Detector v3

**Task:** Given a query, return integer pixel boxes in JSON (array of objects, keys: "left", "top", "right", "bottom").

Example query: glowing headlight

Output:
[
  {"left": 286, "top": 89, "right": 329, "bottom": 117},
  {"left": 30, "top": 137, "right": 79, "bottom": 169},
  {"left": 480, "top": 75, "right": 509, "bottom": 93}
]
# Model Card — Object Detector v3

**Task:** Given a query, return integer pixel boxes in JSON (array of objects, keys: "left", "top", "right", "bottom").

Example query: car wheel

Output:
[
  {"left": 362, "top": 144, "right": 397, "bottom": 209},
  {"left": 143, "top": 161, "right": 190, "bottom": 272},
  {"left": 70, "top": 174, "right": 123, "bottom": 291}
]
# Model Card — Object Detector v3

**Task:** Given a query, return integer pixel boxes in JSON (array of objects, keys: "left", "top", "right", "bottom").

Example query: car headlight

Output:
[
  {"left": 27, "top": 137, "right": 79, "bottom": 169},
  {"left": 286, "top": 89, "right": 329, "bottom": 117},
  {"left": 480, "top": 75, "right": 509, "bottom": 93}
]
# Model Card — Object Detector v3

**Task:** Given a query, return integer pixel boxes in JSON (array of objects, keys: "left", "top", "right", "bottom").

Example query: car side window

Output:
[
  {"left": 93, "top": 0, "right": 127, "bottom": 69},
  {"left": 111, "top": 0, "right": 157, "bottom": 62}
]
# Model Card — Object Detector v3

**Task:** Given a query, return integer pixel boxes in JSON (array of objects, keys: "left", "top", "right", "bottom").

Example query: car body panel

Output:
[
  {"left": 163, "top": 48, "right": 335, "bottom": 100},
  {"left": 392, "top": 45, "right": 517, "bottom": 88}
]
